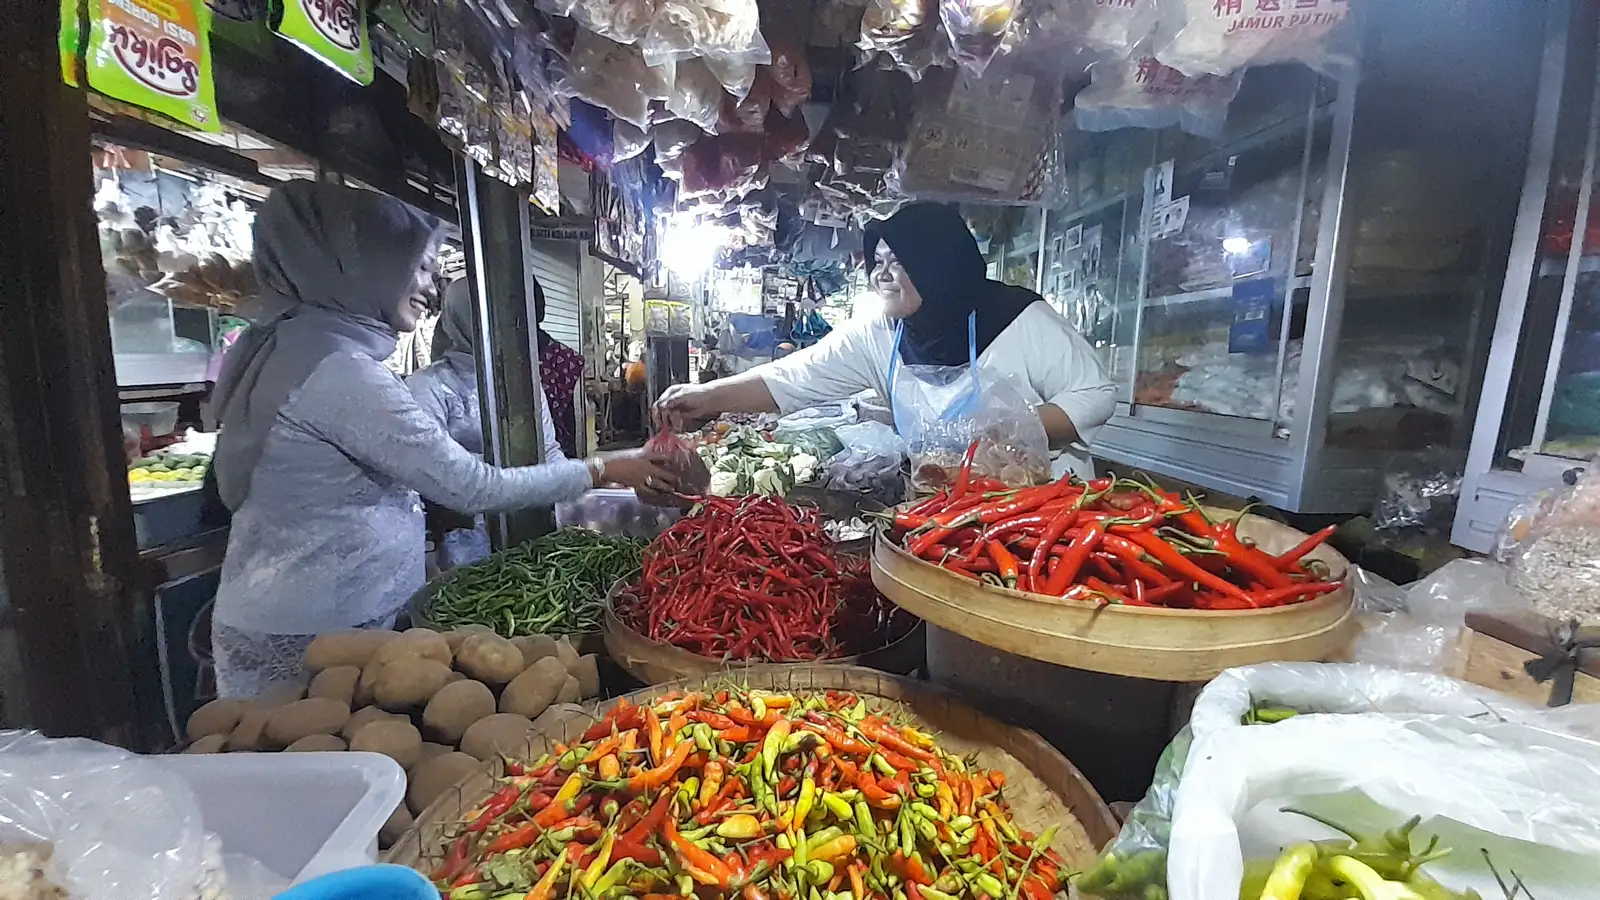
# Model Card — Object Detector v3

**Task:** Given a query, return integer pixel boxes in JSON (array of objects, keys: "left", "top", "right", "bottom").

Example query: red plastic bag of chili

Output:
[{"left": 644, "top": 429, "right": 712, "bottom": 496}]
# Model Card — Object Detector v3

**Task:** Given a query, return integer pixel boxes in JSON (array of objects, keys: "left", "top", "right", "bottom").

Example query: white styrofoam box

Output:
[{"left": 155, "top": 751, "right": 406, "bottom": 885}]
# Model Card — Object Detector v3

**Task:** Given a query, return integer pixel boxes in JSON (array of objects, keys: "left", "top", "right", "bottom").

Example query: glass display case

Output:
[
  {"left": 1081, "top": 0, "right": 1548, "bottom": 513},
  {"left": 1455, "top": 0, "right": 1600, "bottom": 551}
]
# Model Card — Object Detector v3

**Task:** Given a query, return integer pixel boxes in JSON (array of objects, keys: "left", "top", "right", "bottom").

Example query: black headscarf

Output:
[
  {"left": 863, "top": 202, "right": 1037, "bottom": 367},
  {"left": 432, "top": 278, "right": 476, "bottom": 372}
]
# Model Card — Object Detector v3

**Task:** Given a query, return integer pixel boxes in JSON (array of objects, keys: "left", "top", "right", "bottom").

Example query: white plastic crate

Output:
[{"left": 156, "top": 751, "right": 405, "bottom": 885}]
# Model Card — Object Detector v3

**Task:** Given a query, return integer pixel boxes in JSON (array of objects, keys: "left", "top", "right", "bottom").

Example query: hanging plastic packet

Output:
[
  {"left": 613, "top": 119, "right": 652, "bottom": 162},
  {"left": 643, "top": 0, "right": 771, "bottom": 69},
  {"left": 558, "top": 29, "right": 671, "bottom": 129},
  {"left": 766, "top": 38, "right": 813, "bottom": 116},
  {"left": 72, "top": 0, "right": 222, "bottom": 132},
  {"left": 1152, "top": 0, "right": 1353, "bottom": 77},
  {"left": 665, "top": 57, "right": 726, "bottom": 133},
  {"left": 531, "top": 104, "right": 560, "bottom": 214},
  {"left": 938, "top": 0, "right": 1020, "bottom": 75},
  {"left": 569, "top": 0, "right": 656, "bottom": 46},
  {"left": 372, "top": 0, "right": 435, "bottom": 56},
  {"left": 1074, "top": 52, "right": 1242, "bottom": 138},
  {"left": 1056, "top": 0, "right": 1160, "bottom": 59},
  {"left": 436, "top": 69, "right": 471, "bottom": 143},
  {"left": 270, "top": 0, "right": 374, "bottom": 85},
  {"left": 859, "top": 0, "right": 930, "bottom": 55},
  {"left": 705, "top": 54, "right": 758, "bottom": 101}
]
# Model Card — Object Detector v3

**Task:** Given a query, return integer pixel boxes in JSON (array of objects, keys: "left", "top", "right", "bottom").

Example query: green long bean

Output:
[{"left": 426, "top": 529, "right": 644, "bottom": 636}]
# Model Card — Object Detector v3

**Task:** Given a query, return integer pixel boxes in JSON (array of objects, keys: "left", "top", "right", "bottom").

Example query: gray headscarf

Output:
[
  {"left": 431, "top": 278, "right": 477, "bottom": 372},
  {"left": 212, "top": 181, "right": 441, "bottom": 510}
]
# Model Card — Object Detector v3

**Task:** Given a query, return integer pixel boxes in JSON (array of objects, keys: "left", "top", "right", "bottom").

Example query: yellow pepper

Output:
[{"left": 581, "top": 833, "right": 616, "bottom": 888}]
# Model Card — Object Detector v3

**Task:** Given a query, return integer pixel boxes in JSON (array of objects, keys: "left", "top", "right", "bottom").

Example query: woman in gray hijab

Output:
[
  {"left": 209, "top": 182, "right": 679, "bottom": 698},
  {"left": 409, "top": 279, "right": 570, "bottom": 568}
]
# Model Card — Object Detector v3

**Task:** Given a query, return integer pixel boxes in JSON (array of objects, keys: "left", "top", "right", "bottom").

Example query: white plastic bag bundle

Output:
[
  {"left": 1170, "top": 665, "right": 1600, "bottom": 900},
  {"left": 0, "top": 732, "right": 224, "bottom": 900},
  {"left": 1151, "top": 0, "right": 1354, "bottom": 76},
  {"left": 1060, "top": 0, "right": 1161, "bottom": 59},
  {"left": 1074, "top": 53, "right": 1242, "bottom": 138}
]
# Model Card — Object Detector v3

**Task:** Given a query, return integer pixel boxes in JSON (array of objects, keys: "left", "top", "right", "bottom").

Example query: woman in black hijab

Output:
[{"left": 653, "top": 202, "right": 1115, "bottom": 478}]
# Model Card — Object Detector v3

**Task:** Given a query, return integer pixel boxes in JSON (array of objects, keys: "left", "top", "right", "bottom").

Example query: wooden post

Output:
[
  {"left": 457, "top": 158, "right": 553, "bottom": 547},
  {"left": 0, "top": 2, "right": 162, "bottom": 745}
]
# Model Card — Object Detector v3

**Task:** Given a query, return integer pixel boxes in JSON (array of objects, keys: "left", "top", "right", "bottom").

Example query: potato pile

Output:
[{"left": 181, "top": 626, "right": 602, "bottom": 846}]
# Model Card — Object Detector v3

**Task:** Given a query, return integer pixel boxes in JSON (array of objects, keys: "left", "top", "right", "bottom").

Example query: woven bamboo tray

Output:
[
  {"left": 385, "top": 666, "right": 1118, "bottom": 878},
  {"left": 872, "top": 510, "right": 1356, "bottom": 682},
  {"left": 602, "top": 588, "right": 926, "bottom": 684}
]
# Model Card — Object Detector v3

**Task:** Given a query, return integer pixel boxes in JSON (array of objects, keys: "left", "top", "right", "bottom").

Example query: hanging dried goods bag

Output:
[
  {"left": 62, "top": 0, "right": 222, "bottom": 133},
  {"left": 1151, "top": 0, "right": 1354, "bottom": 77},
  {"left": 270, "top": 0, "right": 375, "bottom": 86}
]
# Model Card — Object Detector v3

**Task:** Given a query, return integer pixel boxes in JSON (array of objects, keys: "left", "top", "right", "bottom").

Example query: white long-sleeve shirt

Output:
[{"left": 757, "top": 301, "right": 1116, "bottom": 479}]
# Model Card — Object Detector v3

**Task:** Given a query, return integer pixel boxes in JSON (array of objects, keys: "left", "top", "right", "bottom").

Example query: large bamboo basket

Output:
[
  {"left": 602, "top": 584, "right": 926, "bottom": 684},
  {"left": 385, "top": 666, "right": 1118, "bottom": 878},
  {"left": 872, "top": 510, "right": 1356, "bottom": 682}
]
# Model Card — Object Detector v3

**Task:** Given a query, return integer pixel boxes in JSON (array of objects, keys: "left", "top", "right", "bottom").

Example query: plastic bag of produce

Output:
[
  {"left": 0, "top": 731, "right": 244, "bottom": 900},
  {"left": 1150, "top": 0, "right": 1354, "bottom": 77},
  {"left": 1501, "top": 465, "right": 1600, "bottom": 624},
  {"left": 641, "top": 0, "right": 771, "bottom": 69},
  {"left": 895, "top": 363, "right": 1051, "bottom": 492},
  {"left": 821, "top": 422, "right": 908, "bottom": 503},
  {"left": 558, "top": 30, "right": 672, "bottom": 129},
  {"left": 664, "top": 57, "right": 727, "bottom": 133},
  {"left": 1079, "top": 663, "right": 1600, "bottom": 900},
  {"left": 1074, "top": 53, "right": 1242, "bottom": 138}
]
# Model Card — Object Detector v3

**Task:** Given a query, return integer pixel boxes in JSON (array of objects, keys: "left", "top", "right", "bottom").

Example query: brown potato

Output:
[
  {"left": 530, "top": 703, "right": 589, "bottom": 740},
  {"left": 459, "top": 713, "right": 536, "bottom": 761},
  {"left": 255, "top": 680, "right": 308, "bottom": 710},
  {"left": 186, "top": 699, "right": 247, "bottom": 741},
  {"left": 407, "top": 752, "right": 481, "bottom": 814},
  {"left": 304, "top": 629, "right": 398, "bottom": 672},
  {"left": 554, "top": 675, "right": 581, "bottom": 705},
  {"left": 373, "top": 660, "right": 453, "bottom": 711},
  {"left": 342, "top": 706, "right": 402, "bottom": 740},
  {"left": 554, "top": 637, "right": 582, "bottom": 672},
  {"left": 510, "top": 634, "right": 560, "bottom": 669},
  {"left": 349, "top": 718, "right": 423, "bottom": 770},
  {"left": 264, "top": 698, "right": 351, "bottom": 746},
  {"left": 354, "top": 661, "right": 385, "bottom": 707},
  {"left": 456, "top": 634, "right": 525, "bottom": 685},
  {"left": 184, "top": 734, "right": 228, "bottom": 754},
  {"left": 422, "top": 680, "right": 496, "bottom": 745},
  {"left": 572, "top": 654, "right": 601, "bottom": 700},
  {"left": 285, "top": 734, "right": 348, "bottom": 752},
  {"left": 228, "top": 706, "right": 271, "bottom": 751},
  {"left": 499, "top": 657, "right": 568, "bottom": 719},
  {"left": 443, "top": 625, "right": 496, "bottom": 653},
  {"left": 308, "top": 666, "right": 361, "bottom": 707},
  {"left": 414, "top": 741, "right": 452, "bottom": 768},
  {"left": 379, "top": 800, "right": 414, "bottom": 847},
  {"left": 370, "top": 629, "right": 453, "bottom": 671}
]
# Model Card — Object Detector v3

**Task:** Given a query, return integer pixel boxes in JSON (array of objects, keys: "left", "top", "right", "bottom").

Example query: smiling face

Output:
[
  {"left": 874, "top": 244, "right": 923, "bottom": 320},
  {"left": 388, "top": 242, "right": 440, "bottom": 332}
]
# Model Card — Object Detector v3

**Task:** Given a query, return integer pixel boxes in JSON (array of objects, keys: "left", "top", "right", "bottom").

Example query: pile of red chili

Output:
[
  {"left": 620, "top": 496, "right": 910, "bottom": 661},
  {"left": 890, "top": 450, "right": 1339, "bottom": 610}
]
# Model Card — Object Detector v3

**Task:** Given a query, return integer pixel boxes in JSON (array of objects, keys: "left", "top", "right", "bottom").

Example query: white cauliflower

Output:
[
  {"left": 790, "top": 452, "right": 818, "bottom": 484},
  {"left": 708, "top": 471, "right": 741, "bottom": 496}
]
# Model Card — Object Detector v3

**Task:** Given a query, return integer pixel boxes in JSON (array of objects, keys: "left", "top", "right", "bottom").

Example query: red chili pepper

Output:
[
  {"left": 952, "top": 438, "right": 981, "bottom": 500},
  {"left": 1115, "top": 528, "right": 1258, "bottom": 607},
  {"left": 468, "top": 784, "right": 523, "bottom": 831},
  {"left": 1044, "top": 521, "right": 1105, "bottom": 595},
  {"left": 1275, "top": 524, "right": 1338, "bottom": 571},
  {"left": 985, "top": 541, "right": 1019, "bottom": 588},
  {"left": 1254, "top": 581, "right": 1340, "bottom": 606},
  {"left": 484, "top": 821, "right": 541, "bottom": 854},
  {"left": 1098, "top": 534, "right": 1175, "bottom": 585},
  {"left": 1027, "top": 506, "right": 1077, "bottom": 584}
]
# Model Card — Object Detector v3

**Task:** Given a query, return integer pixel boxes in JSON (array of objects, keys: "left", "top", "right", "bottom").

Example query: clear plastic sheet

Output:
[
  {"left": 1059, "top": 0, "right": 1159, "bottom": 59},
  {"left": 613, "top": 119, "right": 652, "bottom": 162},
  {"left": 938, "top": 0, "right": 1020, "bottom": 74},
  {"left": 559, "top": 30, "right": 673, "bottom": 129},
  {"left": 1151, "top": 0, "right": 1354, "bottom": 77},
  {"left": 0, "top": 732, "right": 234, "bottom": 900},
  {"left": 665, "top": 57, "right": 727, "bottom": 132},
  {"left": 1503, "top": 465, "right": 1600, "bottom": 623},
  {"left": 819, "top": 421, "right": 908, "bottom": 503},
  {"left": 704, "top": 54, "right": 758, "bottom": 101},
  {"left": 1082, "top": 664, "right": 1600, "bottom": 900},
  {"left": 1074, "top": 52, "right": 1242, "bottom": 138},
  {"left": 1347, "top": 560, "right": 1525, "bottom": 674},
  {"left": 1371, "top": 452, "right": 1464, "bottom": 538}
]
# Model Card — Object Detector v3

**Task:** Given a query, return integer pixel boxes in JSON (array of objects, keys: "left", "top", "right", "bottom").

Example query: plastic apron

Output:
[{"left": 885, "top": 312, "right": 983, "bottom": 445}]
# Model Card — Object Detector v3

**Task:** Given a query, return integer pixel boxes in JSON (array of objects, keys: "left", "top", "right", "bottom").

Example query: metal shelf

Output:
[
  {"left": 1141, "top": 275, "right": 1314, "bottom": 308},
  {"left": 1053, "top": 190, "right": 1137, "bottom": 229}
]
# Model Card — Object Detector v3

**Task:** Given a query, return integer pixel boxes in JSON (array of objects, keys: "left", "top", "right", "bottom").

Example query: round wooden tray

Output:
[
  {"left": 385, "top": 666, "right": 1117, "bottom": 876},
  {"left": 602, "top": 588, "right": 926, "bottom": 684},
  {"left": 872, "top": 510, "right": 1356, "bottom": 681}
]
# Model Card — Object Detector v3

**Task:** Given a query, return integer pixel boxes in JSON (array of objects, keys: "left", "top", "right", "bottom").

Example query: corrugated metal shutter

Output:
[{"left": 530, "top": 239, "right": 581, "bottom": 348}]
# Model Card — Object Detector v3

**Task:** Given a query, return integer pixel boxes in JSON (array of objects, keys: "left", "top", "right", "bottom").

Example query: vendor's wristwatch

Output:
[{"left": 585, "top": 455, "right": 606, "bottom": 487}]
